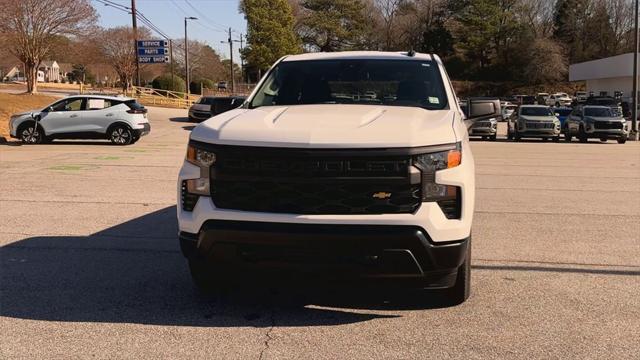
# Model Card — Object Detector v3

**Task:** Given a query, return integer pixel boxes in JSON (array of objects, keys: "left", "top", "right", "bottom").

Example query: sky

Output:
[{"left": 92, "top": 0, "right": 247, "bottom": 60}]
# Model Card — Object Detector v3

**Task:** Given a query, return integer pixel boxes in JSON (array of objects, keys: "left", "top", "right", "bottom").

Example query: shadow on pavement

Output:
[{"left": 0, "top": 206, "right": 416, "bottom": 327}]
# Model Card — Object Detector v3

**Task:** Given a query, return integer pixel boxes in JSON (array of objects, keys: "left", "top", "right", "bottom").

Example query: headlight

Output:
[
  {"left": 412, "top": 146, "right": 461, "bottom": 173},
  {"left": 183, "top": 143, "right": 215, "bottom": 201},
  {"left": 186, "top": 144, "right": 216, "bottom": 167},
  {"left": 412, "top": 144, "right": 461, "bottom": 207}
]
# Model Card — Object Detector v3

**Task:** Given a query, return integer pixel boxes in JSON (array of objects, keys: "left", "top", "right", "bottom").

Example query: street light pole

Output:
[
  {"left": 184, "top": 17, "right": 197, "bottom": 97},
  {"left": 631, "top": 0, "right": 639, "bottom": 140}
]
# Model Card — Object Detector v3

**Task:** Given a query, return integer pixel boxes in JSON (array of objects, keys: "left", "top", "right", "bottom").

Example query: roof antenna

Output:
[{"left": 407, "top": 48, "right": 416, "bottom": 57}]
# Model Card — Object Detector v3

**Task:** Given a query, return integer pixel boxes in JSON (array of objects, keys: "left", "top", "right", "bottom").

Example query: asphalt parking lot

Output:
[{"left": 1, "top": 108, "right": 639, "bottom": 359}]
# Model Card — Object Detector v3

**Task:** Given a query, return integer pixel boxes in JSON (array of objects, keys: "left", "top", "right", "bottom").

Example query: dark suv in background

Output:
[
  {"left": 188, "top": 96, "right": 246, "bottom": 122},
  {"left": 585, "top": 96, "right": 623, "bottom": 117}
]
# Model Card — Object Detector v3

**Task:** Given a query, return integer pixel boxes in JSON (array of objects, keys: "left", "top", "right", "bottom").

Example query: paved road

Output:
[{"left": 1, "top": 109, "right": 639, "bottom": 359}]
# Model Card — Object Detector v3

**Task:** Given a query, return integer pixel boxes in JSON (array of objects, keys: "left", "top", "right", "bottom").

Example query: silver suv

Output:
[
  {"left": 564, "top": 105, "right": 628, "bottom": 144},
  {"left": 507, "top": 105, "right": 560, "bottom": 142}
]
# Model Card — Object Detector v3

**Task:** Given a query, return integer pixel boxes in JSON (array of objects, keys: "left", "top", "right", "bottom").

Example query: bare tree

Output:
[
  {"left": 100, "top": 27, "right": 150, "bottom": 91},
  {"left": 0, "top": 0, "right": 97, "bottom": 93},
  {"left": 602, "top": 0, "right": 634, "bottom": 54},
  {"left": 517, "top": 0, "right": 557, "bottom": 39}
]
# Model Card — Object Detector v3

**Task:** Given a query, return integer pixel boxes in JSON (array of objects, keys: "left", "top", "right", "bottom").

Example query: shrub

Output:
[{"left": 152, "top": 74, "right": 186, "bottom": 93}]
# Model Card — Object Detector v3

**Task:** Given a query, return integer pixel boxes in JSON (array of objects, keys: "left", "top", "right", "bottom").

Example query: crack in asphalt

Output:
[{"left": 258, "top": 306, "right": 276, "bottom": 360}]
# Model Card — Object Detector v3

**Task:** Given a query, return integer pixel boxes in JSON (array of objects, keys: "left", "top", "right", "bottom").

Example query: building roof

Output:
[
  {"left": 40, "top": 60, "right": 59, "bottom": 68},
  {"left": 569, "top": 53, "right": 636, "bottom": 81},
  {"left": 282, "top": 51, "right": 435, "bottom": 62}
]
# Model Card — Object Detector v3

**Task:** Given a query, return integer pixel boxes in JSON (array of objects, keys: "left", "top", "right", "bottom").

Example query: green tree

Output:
[
  {"left": 453, "top": 0, "right": 519, "bottom": 72},
  {"left": 298, "top": 0, "right": 368, "bottom": 51},
  {"left": 240, "top": 0, "right": 301, "bottom": 72},
  {"left": 553, "top": 0, "right": 590, "bottom": 63}
]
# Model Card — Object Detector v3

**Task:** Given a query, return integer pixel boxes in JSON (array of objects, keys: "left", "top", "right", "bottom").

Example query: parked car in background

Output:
[
  {"left": 189, "top": 96, "right": 217, "bottom": 122},
  {"left": 188, "top": 96, "right": 246, "bottom": 122},
  {"left": 217, "top": 81, "right": 228, "bottom": 90},
  {"left": 514, "top": 95, "right": 535, "bottom": 105},
  {"left": 574, "top": 91, "right": 588, "bottom": 103},
  {"left": 507, "top": 105, "right": 561, "bottom": 142},
  {"left": 501, "top": 102, "right": 517, "bottom": 121},
  {"left": 9, "top": 95, "right": 150, "bottom": 145},
  {"left": 564, "top": 105, "right": 628, "bottom": 144},
  {"left": 554, "top": 107, "right": 572, "bottom": 128},
  {"left": 547, "top": 93, "right": 572, "bottom": 107},
  {"left": 536, "top": 93, "right": 550, "bottom": 105},
  {"left": 210, "top": 96, "right": 246, "bottom": 117},
  {"left": 468, "top": 116, "right": 498, "bottom": 140},
  {"left": 585, "top": 96, "right": 623, "bottom": 116}
]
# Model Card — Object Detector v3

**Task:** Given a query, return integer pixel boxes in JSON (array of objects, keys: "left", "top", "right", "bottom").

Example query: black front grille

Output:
[
  {"left": 526, "top": 122, "right": 554, "bottom": 129},
  {"left": 209, "top": 145, "right": 421, "bottom": 215},
  {"left": 594, "top": 121, "right": 623, "bottom": 130}
]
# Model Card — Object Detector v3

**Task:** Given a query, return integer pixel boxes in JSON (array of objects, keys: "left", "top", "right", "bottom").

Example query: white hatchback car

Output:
[{"left": 9, "top": 95, "right": 150, "bottom": 145}]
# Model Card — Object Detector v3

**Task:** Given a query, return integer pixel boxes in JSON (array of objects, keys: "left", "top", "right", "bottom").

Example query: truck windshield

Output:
[
  {"left": 585, "top": 108, "right": 613, "bottom": 117},
  {"left": 250, "top": 59, "right": 448, "bottom": 110}
]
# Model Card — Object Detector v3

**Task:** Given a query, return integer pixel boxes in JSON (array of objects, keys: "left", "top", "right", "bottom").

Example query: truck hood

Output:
[
  {"left": 190, "top": 104, "right": 456, "bottom": 148},
  {"left": 586, "top": 116, "right": 625, "bottom": 122}
]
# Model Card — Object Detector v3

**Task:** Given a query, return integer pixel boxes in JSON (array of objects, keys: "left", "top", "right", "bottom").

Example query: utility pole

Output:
[
  {"left": 169, "top": 39, "right": 174, "bottom": 90},
  {"left": 131, "top": 0, "right": 140, "bottom": 87},
  {"left": 631, "top": 0, "right": 639, "bottom": 140},
  {"left": 239, "top": 33, "right": 244, "bottom": 85},
  {"left": 228, "top": 27, "right": 235, "bottom": 93},
  {"left": 184, "top": 17, "right": 197, "bottom": 96},
  {"left": 221, "top": 28, "right": 242, "bottom": 93}
]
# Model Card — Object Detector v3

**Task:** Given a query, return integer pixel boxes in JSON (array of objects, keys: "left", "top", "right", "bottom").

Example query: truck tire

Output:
[
  {"left": 444, "top": 236, "right": 471, "bottom": 305},
  {"left": 564, "top": 128, "right": 572, "bottom": 142},
  {"left": 578, "top": 126, "right": 588, "bottom": 143},
  {"left": 617, "top": 136, "right": 627, "bottom": 144}
]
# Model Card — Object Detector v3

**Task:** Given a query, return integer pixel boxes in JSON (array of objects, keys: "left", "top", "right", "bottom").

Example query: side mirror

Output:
[{"left": 464, "top": 98, "right": 501, "bottom": 129}]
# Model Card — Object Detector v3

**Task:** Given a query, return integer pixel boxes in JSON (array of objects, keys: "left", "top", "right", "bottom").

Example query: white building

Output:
[{"left": 569, "top": 53, "right": 639, "bottom": 103}]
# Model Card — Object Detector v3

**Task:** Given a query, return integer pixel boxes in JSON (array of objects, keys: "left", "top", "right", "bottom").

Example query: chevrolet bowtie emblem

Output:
[{"left": 372, "top": 192, "right": 392, "bottom": 199}]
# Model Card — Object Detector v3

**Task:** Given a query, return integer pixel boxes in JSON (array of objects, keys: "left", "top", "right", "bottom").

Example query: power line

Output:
[{"left": 183, "top": 0, "right": 232, "bottom": 33}]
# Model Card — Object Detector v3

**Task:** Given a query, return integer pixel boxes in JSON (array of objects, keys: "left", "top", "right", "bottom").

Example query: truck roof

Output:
[{"left": 282, "top": 51, "right": 435, "bottom": 62}]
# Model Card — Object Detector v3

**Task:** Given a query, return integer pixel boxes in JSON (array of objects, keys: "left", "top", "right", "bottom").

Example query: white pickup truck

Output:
[{"left": 176, "top": 51, "right": 500, "bottom": 305}]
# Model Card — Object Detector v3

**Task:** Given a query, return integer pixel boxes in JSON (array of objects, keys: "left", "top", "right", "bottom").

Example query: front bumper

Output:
[
  {"left": 180, "top": 220, "right": 469, "bottom": 287},
  {"left": 469, "top": 127, "right": 497, "bottom": 136},
  {"left": 189, "top": 111, "right": 211, "bottom": 121},
  {"left": 518, "top": 128, "right": 560, "bottom": 137}
]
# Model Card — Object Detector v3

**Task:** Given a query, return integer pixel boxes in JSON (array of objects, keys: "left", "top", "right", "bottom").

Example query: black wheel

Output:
[
  {"left": 507, "top": 129, "right": 513, "bottom": 140},
  {"left": 617, "top": 136, "right": 627, "bottom": 144},
  {"left": 515, "top": 131, "right": 521, "bottom": 141},
  {"left": 553, "top": 136, "right": 560, "bottom": 142},
  {"left": 564, "top": 128, "right": 572, "bottom": 142},
  {"left": 18, "top": 122, "right": 44, "bottom": 144},
  {"left": 444, "top": 237, "right": 471, "bottom": 305},
  {"left": 109, "top": 124, "right": 133, "bottom": 145},
  {"left": 489, "top": 134, "right": 497, "bottom": 141},
  {"left": 578, "top": 126, "right": 588, "bottom": 143}
]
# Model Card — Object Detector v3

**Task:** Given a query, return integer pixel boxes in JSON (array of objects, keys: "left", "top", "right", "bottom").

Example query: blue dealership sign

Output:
[
  {"left": 137, "top": 39, "right": 169, "bottom": 63},
  {"left": 139, "top": 56, "right": 170, "bottom": 64},
  {"left": 138, "top": 47, "right": 168, "bottom": 56},
  {"left": 138, "top": 39, "right": 168, "bottom": 48}
]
